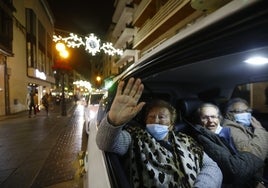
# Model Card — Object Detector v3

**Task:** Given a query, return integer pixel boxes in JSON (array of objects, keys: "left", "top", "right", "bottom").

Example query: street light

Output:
[
  {"left": 55, "top": 42, "right": 70, "bottom": 116},
  {"left": 96, "top": 76, "right": 101, "bottom": 82},
  {"left": 96, "top": 76, "right": 102, "bottom": 88}
]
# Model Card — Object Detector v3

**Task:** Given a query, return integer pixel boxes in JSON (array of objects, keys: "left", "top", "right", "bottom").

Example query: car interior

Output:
[{"left": 98, "top": 1, "right": 268, "bottom": 187}]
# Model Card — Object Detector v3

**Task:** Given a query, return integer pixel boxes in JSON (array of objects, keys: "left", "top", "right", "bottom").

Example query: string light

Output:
[{"left": 53, "top": 33, "right": 123, "bottom": 56}]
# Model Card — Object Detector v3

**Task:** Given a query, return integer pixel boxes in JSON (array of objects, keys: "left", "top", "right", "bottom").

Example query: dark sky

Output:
[{"left": 47, "top": 0, "right": 115, "bottom": 79}]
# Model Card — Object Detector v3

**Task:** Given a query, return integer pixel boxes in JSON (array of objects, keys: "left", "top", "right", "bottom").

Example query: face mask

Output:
[
  {"left": 146, "top": 124, "right": 169, "bottom": 141},
  {"left": 234, "top": 112, "right": 251, "bottom": 127}
]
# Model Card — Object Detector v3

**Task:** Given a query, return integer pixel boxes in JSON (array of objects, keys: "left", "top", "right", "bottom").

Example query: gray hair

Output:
[
  {"left": 224, "top": 97, "right": 249, "bottom": 114},
  {"left": 196, "top": 103, "right": 223, "bottom": 123},
  {"left": 224, "top": 97, "right": 249, "bottom": 120}
]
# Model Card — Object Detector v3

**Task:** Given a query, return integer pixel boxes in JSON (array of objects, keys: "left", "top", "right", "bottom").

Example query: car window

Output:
[
  {"left": 231, "top": 81, "right": 268, "bottom": 131},
  {"left": 89, "top": 93, "right": 104, "bottom": 105},
  {"left": 232, "top": 81, "right": 268, "bottom": 113}
]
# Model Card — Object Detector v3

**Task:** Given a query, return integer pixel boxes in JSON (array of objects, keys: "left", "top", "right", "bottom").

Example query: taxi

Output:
[{"left": 84, "top": 1, "right": 268, "bottom": 187}]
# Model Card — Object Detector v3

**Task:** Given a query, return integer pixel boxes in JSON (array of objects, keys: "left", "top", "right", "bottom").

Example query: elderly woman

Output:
[
  {"left": 223, "top": 97, "right": 268, "bottom": 161},
  {"left": 96, "top": 78, "right": 222, "bottom": 188}
]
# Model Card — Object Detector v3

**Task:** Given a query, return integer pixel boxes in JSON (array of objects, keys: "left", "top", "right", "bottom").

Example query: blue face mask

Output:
[
  {"left": 146, "top": 124, "right": 169, "bottom": 141},
  {"left": 234, "top": 112, "right": 251, "bottom": 127}
]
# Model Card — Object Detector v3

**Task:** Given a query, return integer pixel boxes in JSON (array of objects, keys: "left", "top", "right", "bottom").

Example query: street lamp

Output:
[
  {"left": 55, "top": 42, "right": 70, "bottom": 116},
  {"left": 96, "top": 76, "right": 102, "bottom": 88},
  {"left": 96, "top": 76, "right": 101, "bottom": 82}
]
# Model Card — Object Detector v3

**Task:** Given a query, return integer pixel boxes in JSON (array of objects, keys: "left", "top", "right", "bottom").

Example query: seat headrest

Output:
[{"left": 177, "top": 98, "right": 203, "bottom": 118}]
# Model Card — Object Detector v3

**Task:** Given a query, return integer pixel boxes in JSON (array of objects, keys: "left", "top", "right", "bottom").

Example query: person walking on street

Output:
[
  {"left": 34, "top": 92, "right": 39, "bottom": 113},
  {"left": 42, "top": 93, "right": 49, "bottom": 116},
  {"left": 26, "top": 90, "right": 36, "bottom": 118}
]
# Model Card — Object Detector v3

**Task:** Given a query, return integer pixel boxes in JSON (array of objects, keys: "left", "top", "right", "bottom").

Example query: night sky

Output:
[{"left": 47, "top": 0, "right": 115, "bottom": 79}]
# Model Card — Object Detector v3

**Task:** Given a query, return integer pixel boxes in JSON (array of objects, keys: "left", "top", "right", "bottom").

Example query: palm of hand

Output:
[
  {"left": 110, "top": 95, "right": 138, "bottom": 125},
  {"left": 108, "top": 78, "right": 145, "bottom": 126}
]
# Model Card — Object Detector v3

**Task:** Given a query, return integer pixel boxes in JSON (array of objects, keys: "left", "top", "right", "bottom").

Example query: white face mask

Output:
[
  {"left": 234, "top": 112, "right": 251, "bottom": 127},
  {"left": 146, "top": 124, "right": 169, "bottom": 141}
]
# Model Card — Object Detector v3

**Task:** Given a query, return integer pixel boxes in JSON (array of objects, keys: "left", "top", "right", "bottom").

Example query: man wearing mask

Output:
[{"left": 223, "top": 97, "right": 268, "bottom": 161}]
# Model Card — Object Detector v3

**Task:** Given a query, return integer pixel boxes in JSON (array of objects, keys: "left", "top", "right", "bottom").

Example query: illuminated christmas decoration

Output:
[
  {"left": 101, "top": 42, "right": 123, "bottom": 56},
  {"left": 53, "top": 33, "right": 123, "bottom": 56},
  {"left": 85, "top": 34, "right": 100, "bottom": 56}
]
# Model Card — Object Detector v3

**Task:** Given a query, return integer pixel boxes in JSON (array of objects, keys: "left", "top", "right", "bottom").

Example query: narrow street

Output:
[{"left": 0, "top": 102, "right": 88, "bottom": 188}]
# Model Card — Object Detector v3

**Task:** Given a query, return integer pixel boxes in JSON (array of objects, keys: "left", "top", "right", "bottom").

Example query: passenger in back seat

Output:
[
  {"left": 197, "top": 103, "right": 237, "bottom": 153},
  {"left": 195, "top": 103, "right": 266, "bottom": 187},
  {"left": 223, "top": 97, "right": 268, "bottom": 161},
  {"left": 224, "top": 98, "right": 268, "bottom": 187},
  {"left": 96, "top": 77, "right": 222, "bottom": 188}
]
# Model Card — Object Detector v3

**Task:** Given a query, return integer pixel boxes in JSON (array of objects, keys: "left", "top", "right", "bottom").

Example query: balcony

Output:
[
  {"left": 114, "top": 27, "right": 135, "bottom": 49},
  {"left": 114, "top": 49, "right": 136, "bottom": 67},
  {"left": 133, "top": 0, "right": 156, "bottom": 27},
  {"left": 112, "top": 0, "right": 133, "bottom": 23},
  {"left": 112, "top": 6, "right": 134, "bottom": 40},
  {"left": 133, "top": 0, "right": 201, "bottom": 50}
]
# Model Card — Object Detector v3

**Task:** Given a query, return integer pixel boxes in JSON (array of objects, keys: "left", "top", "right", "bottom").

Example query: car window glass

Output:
[{"left": 232, "top": 81, "right": 268, "bottom": 113}]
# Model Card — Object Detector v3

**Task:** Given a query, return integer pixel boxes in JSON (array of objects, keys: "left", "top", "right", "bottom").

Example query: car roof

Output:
[{"left": 112, "top": 0, "right": 268, "bottom": 99}]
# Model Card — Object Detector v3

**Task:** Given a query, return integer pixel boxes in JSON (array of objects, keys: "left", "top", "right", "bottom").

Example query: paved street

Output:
[{"left": 0, "top": 101, "right": 88, "bottom": 188}]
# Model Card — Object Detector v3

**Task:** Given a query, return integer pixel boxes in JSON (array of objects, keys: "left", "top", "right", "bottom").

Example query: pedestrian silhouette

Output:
[
  {"left": 42, "top": 93, "right": 49, "bottom": 116},
  {"left": 26, "top": 90, "right": 36, "bottom": 118}
]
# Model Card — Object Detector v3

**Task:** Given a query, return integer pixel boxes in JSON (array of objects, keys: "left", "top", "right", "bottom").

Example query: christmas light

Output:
[
  {"left": 85, "top": 34, "right": 100, "bottom": 56},
  {"left": 53, "top": 33, "right": 123, "bottom": 56}
]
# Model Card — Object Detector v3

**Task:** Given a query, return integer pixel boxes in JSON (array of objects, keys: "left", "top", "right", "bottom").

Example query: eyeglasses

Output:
[
  {"left": 200, "top": 115, "right": 219, "bottom": 120},
  {"left": 229, "top": 108, "right": 252, "bottom": 114}
]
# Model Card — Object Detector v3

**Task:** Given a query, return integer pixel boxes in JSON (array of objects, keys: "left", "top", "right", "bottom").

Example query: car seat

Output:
[{"left": 177, "top": 98, "right": 203, "bottom": 123}]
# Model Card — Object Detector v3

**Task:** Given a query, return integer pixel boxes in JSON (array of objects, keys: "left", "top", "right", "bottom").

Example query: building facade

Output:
[
  {"left": 104, "top": 0, "right": 231, "bottom": 79},
  {"left": 0, "top": 0, "right": 55, "bottom": 115}
]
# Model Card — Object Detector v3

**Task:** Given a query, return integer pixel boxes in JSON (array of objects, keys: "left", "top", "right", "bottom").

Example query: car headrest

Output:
[{"left": 177, "top": 98, "right": 203, "bottom": 118}]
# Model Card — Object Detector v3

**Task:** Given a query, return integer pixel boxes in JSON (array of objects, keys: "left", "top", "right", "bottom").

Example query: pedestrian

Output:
[
  {"left": 34, "top": 92, "right": 39, "bottom": 113},
  {"left": 26, "top": 90, "right": 36, "bottom": 118},
  {"left": 42, "top": 93, "right": 49, "bottom": 116}
]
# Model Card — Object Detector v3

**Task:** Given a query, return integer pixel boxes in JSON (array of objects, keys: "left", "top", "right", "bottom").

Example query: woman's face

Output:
[{"left": 146, "top": 107, "right": 171, "bottom": 127}]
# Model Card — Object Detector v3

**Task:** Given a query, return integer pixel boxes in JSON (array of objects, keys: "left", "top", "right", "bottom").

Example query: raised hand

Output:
[{"left": 108, "top": 78, "right": 145, "bottom": 126}]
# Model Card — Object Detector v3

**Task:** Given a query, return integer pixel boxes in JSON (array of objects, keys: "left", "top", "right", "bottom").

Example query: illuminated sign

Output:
[{"left": 35, "top": 69, "right": 47, "bottom": 80}]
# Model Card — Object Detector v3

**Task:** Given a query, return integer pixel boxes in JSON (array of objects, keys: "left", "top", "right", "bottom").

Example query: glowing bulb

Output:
[
  {"left": 56, "top": 42, "right": 66, "bottom": 52},
  {"left": 96, "top": 76, "right": 101, "bottom": 82},
  {"left": 60, "top": 50, "right": 69, "bottom": 58}
]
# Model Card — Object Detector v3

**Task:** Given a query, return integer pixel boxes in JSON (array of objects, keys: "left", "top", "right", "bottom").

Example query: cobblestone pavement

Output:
[{"left": 0, "top": 102, "right": 88, "bottom": 188}]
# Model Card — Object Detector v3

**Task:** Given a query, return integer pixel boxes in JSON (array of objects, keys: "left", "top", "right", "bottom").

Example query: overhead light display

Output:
[{"left": 53, "top": 33, "right": 123, "bottom": 56}]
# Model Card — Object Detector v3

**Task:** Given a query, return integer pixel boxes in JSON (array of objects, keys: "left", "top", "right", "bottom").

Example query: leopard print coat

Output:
[{"left": 126, "top": 126, "right": 203, "bottom": 188}]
